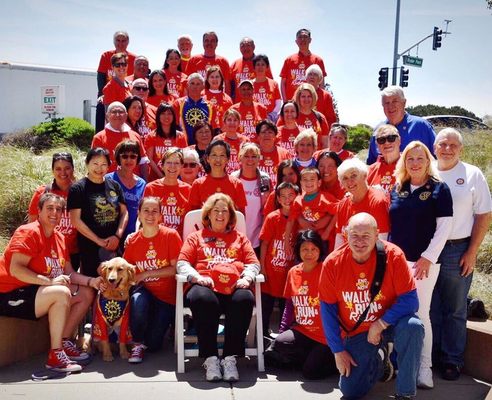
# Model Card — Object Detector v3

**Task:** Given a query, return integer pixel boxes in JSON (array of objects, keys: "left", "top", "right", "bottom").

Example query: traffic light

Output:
[
  {"left": 378, "top": 68, "right": 389, "bottom": 90},
  {"left": 399, "top": 67, "right": 409, "bottom": 87},
  {"left": 432, "top": 27, "right": 442, "bottom": 50}
]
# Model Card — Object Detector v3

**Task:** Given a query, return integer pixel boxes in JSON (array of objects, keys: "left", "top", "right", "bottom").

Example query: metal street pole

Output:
[{"left": 392, "top": 0, "right": 401, "bottom": 85}]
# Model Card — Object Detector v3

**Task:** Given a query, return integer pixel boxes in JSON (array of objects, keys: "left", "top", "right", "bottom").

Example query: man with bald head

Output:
[{"left": 319, "top": 213, "right": 423, "bottom": 400}]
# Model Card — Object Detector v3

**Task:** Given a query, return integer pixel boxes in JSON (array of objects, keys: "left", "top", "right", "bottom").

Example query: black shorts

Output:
[{"left": 0, "top": 285, "right": 40, "bottom": 320}]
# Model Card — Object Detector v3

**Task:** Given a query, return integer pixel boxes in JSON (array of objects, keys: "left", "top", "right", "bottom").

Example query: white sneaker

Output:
[
  {"left": 221, "top": 355, "right": 239, "bottom": 382},
  {"left": 417, "top": 366, "right": 434, "bottom": 389},
  {"left": 203, "top": 356, "right": 222, "bottom": 381}
]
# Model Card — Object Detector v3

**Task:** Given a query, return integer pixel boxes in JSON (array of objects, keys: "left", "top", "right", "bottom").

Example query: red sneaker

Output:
[
  {"left": 128, "top": 343, "right": 146, "bottom": 364},
  {"left": 46, "top": 349, "right": 82, "bottom": 373},
  {"left": 62, "top": 339, "right": 89, "bottom": 361}
]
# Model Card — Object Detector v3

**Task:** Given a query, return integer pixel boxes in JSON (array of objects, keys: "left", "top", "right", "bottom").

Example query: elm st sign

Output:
[{"left": 402, "top": 55, "right": 423, "bottom": 68}]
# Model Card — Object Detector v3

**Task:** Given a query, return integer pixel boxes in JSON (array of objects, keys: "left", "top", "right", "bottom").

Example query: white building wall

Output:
[{"left": 0, "top": 62, "right": 97, "bottom": 134}]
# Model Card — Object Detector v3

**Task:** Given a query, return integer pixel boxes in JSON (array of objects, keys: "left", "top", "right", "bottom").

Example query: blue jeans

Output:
[
  {"left": 339, "top": 315, "right": 423, "bottom": 399},
  {"left": 130, "top": 285, "right": 175, "bottom": 351},
  {"left": 431, "top": 240, "right": 472, "bottom": 366}
]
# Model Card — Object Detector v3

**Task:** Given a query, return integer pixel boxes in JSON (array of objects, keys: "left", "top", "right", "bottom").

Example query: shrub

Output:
[{"left": 346, "top": 124, "right": 373, "bottom": 153}]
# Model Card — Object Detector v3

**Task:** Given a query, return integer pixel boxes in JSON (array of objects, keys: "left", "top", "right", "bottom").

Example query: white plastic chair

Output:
[{"left": 175, "top": 209, "right": 265, "bottom": 373}]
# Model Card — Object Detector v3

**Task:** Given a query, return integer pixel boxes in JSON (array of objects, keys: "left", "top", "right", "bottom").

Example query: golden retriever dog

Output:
[{"left": 91, "top": 257, "right": 135, "bottom": 361}]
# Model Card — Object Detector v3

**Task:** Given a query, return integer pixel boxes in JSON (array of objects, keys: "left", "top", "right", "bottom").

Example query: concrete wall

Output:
[{"left": 0, "top": 62, "right": 97, "bottom": 135}]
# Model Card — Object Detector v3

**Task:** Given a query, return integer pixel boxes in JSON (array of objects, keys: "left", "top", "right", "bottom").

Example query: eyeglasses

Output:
[
  {"left": 121, "top": 154, "right": 138, "bottom": 160},
  {"left": 113, "top": 63, "right": 127, "bottom": 68},
  {"left": 376, "top": 134, "right": 399, "bottom": 145},
  {"left": 133, "top": 86, "right": 148, "bottom": 91},
  {"left": 183, "top": 162, "right": 198, "bottom": 168}
]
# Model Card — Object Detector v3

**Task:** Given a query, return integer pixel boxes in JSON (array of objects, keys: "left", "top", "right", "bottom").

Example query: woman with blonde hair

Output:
[{"left": 389, "top": 140, "right": 453, "bottom": 389}]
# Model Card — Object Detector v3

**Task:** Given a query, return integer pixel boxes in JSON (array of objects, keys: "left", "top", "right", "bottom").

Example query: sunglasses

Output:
[
  {"left": 376, "top": 134, "right": 399, "bottom": 145},
  {"left": 121, "top": 154, "right": 138, "bottom": 160},
  {"left": 183, "top": 162, "right": 198, "bottom": 168},
  {"left": 113, "top": 62, "right": 127, "bottom": 68},
  {"left": 133, "top": 86, "right": 148, "bottom": 91}
]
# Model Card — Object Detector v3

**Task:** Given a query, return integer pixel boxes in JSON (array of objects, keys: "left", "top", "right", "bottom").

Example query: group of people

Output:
[{"left": 0, "top": 27, "right": 490, "bottom": 400}]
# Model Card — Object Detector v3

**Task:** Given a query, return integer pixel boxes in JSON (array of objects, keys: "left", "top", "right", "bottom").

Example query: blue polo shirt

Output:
[
  {"left": 367, "top": 113, "right": 436, "bottom": 165},
  {"left": 389, "top": 178, "right": 453, "bottom": 262}
]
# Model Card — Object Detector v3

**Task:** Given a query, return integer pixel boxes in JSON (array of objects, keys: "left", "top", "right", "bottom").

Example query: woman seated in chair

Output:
[{"left": 177, "top": 193, "right": 260, "bottom": 382}]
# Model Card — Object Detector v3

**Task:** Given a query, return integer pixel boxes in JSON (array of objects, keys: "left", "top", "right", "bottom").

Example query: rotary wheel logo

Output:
[
  {"left": 105, "top": 300, "right": 123, "bottom": 324},
  {"left": 185, "top": 108, "right": 206, "bottom": 126}
]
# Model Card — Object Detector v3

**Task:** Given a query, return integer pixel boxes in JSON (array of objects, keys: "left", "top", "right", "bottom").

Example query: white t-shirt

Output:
[
  {"left": 436, "top": 161, "right": 492, "bottom": 239},
  {"left": 241, "top": 176, "right": 262, "bottom": 248}
]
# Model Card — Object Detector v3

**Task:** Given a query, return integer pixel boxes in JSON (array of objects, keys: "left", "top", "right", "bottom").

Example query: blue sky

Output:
[{"left": 1, "top": 0, "right": 491, "bottom": 126}]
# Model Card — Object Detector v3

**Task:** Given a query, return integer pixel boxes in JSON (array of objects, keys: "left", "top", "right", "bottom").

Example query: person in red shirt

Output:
[
  {"left": 130, "top": 79, "right": 157, "bottom": 133},
  {"left": 276, "top": 101, "right": 301, "bottom": 157},
  {"left": 230, "top": 38, "right": 274, "bottom": 100},
  {"left": 294, "top": 83, "right": 329, "bottom": 149},
  {"left": 305, "top": 64, "right": 337, "bottom": 127},
  {"left": 230, "top": 80, "right": 268, "bottom": 141},
  {"left": 102, "top": 53, "right": 132, "bottom": 106},
  {"left": 314, "top": 124, "right": 354, "bottom": 162},
  {"left": 252, "top": 54, "right": 282, "bottom": 122},
  {"left": 143, "top": 148, "right": 191, "bottom": 237},
  {"left": 335, "top": 158, "right": 390, "bottom": 249},
  {"left": 263, "top": 160, "right": 301, "bottom": 217},
  {"left": 177, "top": 35, "right": 193, "bottom": 73},
  {"left": 123, "top": 96, "right": 151, "bottom": 139},
  {"left": 163, "top": 49, "right": 188, "bottom": 98},
  {"left": 293, "top": 128, "right": 318, "bottom": 171},
  {"left": 188, "top": 140, "right": 247, "bottom": 213},
  {"left": 213, "top": 108, "right": 250, "bottom": 174},
  {"left": 186, "top": 121, "right": 216, "bottom": 173},
  {"left": 260, "top": 182, "right": 299, "bottom": 337},
  {"left": 203, "top": 65, "right": 233, "bottom": 127},
  {"left": 91, "top": 101, "right": 149, "bottom": 179},
  {"left": 126, "top": 56, "right": 150, "bottom": 83},
  {"left": 316, "top": 151, "right": 346, "bottom": 200},
  {"left": 280, "top": 28, "right": 327, "bottom": 101},
  {"left": 123, "top": 196, "right": 183, "bottom": 363},
  {"left": 186, "top": 31, "right": 231, "bottom": 94},
  {"left": 319, "top": 212, "right": 423, "bottom": 399},
  {"left": 255, "top": 120, "right": 291, "bottom": 187},
  {"left": 264, "top": 230, "right": 337, "bottom": 379},
  {"left": 367, "top": 124, "right": 401, "bottom": 195},
  {"left": 145, "top": 102, "right": 188, "bottom": 181},
  {"left": 147, "top": 70, "right": 177, "bottom": 108},
  {"left": 0, "top": 193, "right": 104, "bottom": 372}
]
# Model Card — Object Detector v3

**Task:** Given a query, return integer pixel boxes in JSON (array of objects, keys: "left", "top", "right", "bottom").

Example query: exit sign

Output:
[
  {"left": 41, "top": 85, "right": 65, "bottom": 114},
  {"left": 403, "top": 55, "right": 423, "bottom": 67}
]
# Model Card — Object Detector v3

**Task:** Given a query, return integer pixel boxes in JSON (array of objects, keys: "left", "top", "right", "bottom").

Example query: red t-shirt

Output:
[
  {"left": 284, "top": 262, "right": 326, "bottom": 344},
  {"left": 319, "top": 241, "right": 415, "bottom": 337},
  {"left": 28, "top": 185, "right": 77, "bottom": 255},
  {"left": 178, "top": 228, "right": 258, "bottom": 278},
  {"left": 123, "top": 225, "right": 182, "bottom": 304},
  {"left": 321, "top": 182, "right": 346, "bottom": 201},
  {"left": 97, "top": 50, "right": 136, "bottom": 82},
  {"left": 189, "top": 175, "right": 247, "bottom": 212},
  {"left": 280, "top": 52, "right": 327, "bottom": 100},
  {"left": 263, "top": 191, "right": 277, "bottom": 217},
  {"left": 315, "top": 87, "right": 337, "bottom": 127},
  {"left": 147, "top": 93, "right": 177, "bottom": 108},
  {"left": 213, "top": 133, "right": 250, "bottom": 174},
  {"left": 164, "top": 70, "right": 188, "bottom": 98},
  {"left": 203, "top": 89, "right": 233, "bottom": 127},
  {"left": 230, "top": 58, "right": 273, "bottom": 90},
  {"left": 230, "top": 102, "right": 268, "bottom": 140},
  {"left": 259, "top": 210, "right": 295, "bottom": 297},
  {"left": 253, "top": 78, "right": 281, "bottom": 114},
  {"left": 297, "top": 112, "right": 329, "bottom": 149},
  {"left": 367, "top": 156, "right": 398, "bottom": 195},
  {"left": 91, "top": 128, "right": 146, "bottom": 173},
  {"left": 276, "top": 125, "right": 300, "bottom": 158},
  {"left": 313, "top": 148, "right": 354, "bottom": 162},
  {"left": 259, "top": 147, "right": 291, "bottom": 187},
  {"left": 0, "top": 221, "right": 68, "bottom": 293},
  {"left": 336, "top": 187, "right": 390, "bottom": 234},
  {"left": 102, "top": 79, "right": 132, "bottom": 105},
  {"left": 289, "top": 193, "right": 337, "bottom": 237},
  {"left": 186, "top": 54, "right": 231, "bottom": 84},
  {"left": 143, "top": 180, "right": 191, "bottom": 237}
]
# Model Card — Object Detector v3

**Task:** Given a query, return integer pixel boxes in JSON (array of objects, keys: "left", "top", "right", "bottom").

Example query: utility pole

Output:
[{"left": 392, "top": 0, "right": 401, "bottom": 85}]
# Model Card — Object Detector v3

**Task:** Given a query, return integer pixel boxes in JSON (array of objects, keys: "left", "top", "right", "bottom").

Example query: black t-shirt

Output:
[{"left": 67, "top": 177, "right": 126, "bottom": 243}]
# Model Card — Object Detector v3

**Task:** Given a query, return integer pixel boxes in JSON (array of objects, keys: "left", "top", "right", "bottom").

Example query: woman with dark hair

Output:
[
  {"left": 276, "top": 101, "right": 300, "bottom": 157},
  {"left": 252, "top": 54, "right": 281, "bottom": 122},
  {"left": 316, "top": 151, "right": 345, "bottom": 200},
  {"left": 123, "top": 96, "right": 149, "bottom": 138},
  {"left": 68, "top": 148, "right": 128, "bottom": 277},
  {"left": 102, "top": 52, "right": 131, "bottom": 106},
  {"left": 188, "top": 121, "right": 215, "bottom": 169},
  {"left": 145, "top": 102, "right": 188, "bottom": 181},
  {"left": 203, "top": 65, "right": 233, "bottom": 126},
  {"left": 163, "top": 49, "right": 187, "bottom": 98},
  {"left": 264, "top": 230, "right": 336, "bottom": 379},
  {"left": 28, "top": 152, "right": 79, "bottom": 266},
  {"left": 263, "top": 159, "right": 301, "bottom": 216},
  {"left": 147, "top": 70, "right": 177, "bottom": 108},
  {"left": 188, "top": 140, "right": 247, "bottom": 213},
  {"left": 105, "top": 140, "right": 146, "bottom": 242}
]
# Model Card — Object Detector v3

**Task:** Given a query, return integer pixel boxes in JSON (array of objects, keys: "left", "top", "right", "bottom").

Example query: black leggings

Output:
[
  {"left": 185, "top": 284, "right": 254, "bottom": 358},
  {"left": 261, "top": 292, "right": 285, "bottom": 336},
  {"left": 267, "top": 329, "right": 337, "bottom": 379}
]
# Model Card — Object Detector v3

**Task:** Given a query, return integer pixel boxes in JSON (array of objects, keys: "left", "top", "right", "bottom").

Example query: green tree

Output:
[{"left": 406, "top": 104, "right": 480, "bottom": 120}]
